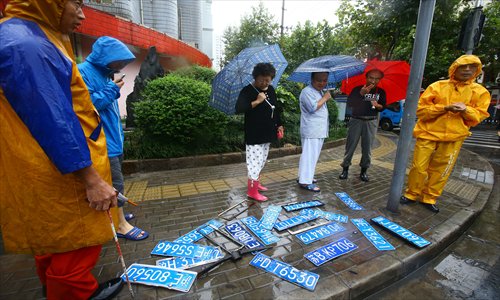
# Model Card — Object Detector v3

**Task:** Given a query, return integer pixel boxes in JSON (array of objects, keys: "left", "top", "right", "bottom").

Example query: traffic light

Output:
[{"left": 457, "top": 7, "right": 486, "bottom": 52}]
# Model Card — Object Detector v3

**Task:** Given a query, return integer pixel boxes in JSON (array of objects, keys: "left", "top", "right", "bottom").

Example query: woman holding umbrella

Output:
[{"left": 235, "top": 63, "right": 284, "bottom": 201}]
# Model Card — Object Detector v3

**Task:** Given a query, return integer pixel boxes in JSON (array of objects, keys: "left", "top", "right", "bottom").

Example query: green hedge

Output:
[{"left": 124, "top": 67, "right": 346, "bottom": 159}]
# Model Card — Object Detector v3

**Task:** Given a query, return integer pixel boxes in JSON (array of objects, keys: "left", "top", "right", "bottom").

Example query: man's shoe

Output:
[
  {"left": 360, "top": 168, "right": 369, "bottom": 182},
  {"left": 400, "top": 196, "right": 415, "bottom": 205},
  {"left": 339, "top": 167, "right": 349, "bottom": 180},
  {"left": 422, "top": 203, "right": 440, "bottom": 213},
  {"left": 90, "top": 278, "right": 124, "bottom": 300}
]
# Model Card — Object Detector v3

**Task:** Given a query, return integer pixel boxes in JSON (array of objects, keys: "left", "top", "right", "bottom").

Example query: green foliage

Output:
[
  {"left": 170, "top": 65, "right": 216, "bottom": 84},
  {"left": 134, "top": 75, "right": 228, "bottom": 152},
  {"left": 280, "top": 20, "right": 346, "bottom": 73},
  {"left": 221, "top": 2, "right": 280, "bottom": 65}
]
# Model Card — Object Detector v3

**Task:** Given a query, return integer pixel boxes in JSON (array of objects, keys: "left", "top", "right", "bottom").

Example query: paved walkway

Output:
[{"left": 0, "top": 132, "right": 494, "bottom": 299}]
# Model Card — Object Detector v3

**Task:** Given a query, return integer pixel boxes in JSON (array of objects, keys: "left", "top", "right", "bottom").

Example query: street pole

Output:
[
  {"left": 280, "top": 0, "right": 285, "bottom": 37},
  {"left": 386, "top": 0, "right": 436, "bottom": 213}
]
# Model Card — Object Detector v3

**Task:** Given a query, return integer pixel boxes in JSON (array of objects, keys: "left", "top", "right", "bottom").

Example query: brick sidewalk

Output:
[{"left": 0, "top": 132, "right": 494, "bottom": 300}]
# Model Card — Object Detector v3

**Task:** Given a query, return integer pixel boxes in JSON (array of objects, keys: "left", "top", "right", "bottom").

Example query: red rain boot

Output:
[
  {"left": 257, "top": 176, "right": 268, "bottom": 191},
  {"left": 247, "top": 179, "right": 268, "bottom": 202}
]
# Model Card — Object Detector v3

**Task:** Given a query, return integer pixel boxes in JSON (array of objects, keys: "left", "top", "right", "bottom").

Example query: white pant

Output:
[
  {"left": 246, "top": 143, "right": 270, "bottom": 180},
  {"left": 298, "top": 138, "right": 324, "bottom": 184}
]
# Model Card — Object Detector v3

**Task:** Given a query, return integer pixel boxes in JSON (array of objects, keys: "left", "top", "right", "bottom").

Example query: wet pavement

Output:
[
  {"left": 366, "top": 127, "right": 500, "bottom": 300},
  {"left": 0, "top": 132, "right": 495, "bottom": 300}
]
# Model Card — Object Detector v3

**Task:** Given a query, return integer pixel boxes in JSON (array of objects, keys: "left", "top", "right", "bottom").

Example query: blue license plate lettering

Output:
[
  {"left": 174, "top": 219, "right": 223, "bottom": 244},
  {"left": 121, "top": 263, "right": 197, "bottom": 292},
  {"left": 351, "top": 218, "right": 395, "bottom": 251},
  {"left": 258, "top": 205, "right": 282, "bottom": 230},
  {"left": 335, "top": 192, "right": 364, "bottom": 210},
  {"left": 304, "top": 237, "right": 358, "bottom": 266},
  {"left": 371, "top": 216, "right": 431, "bottom": 248},
  {"left": 241, "top": 216, "right": 280, "bottom": 245},
  {"left": 250, "top": 253, "right": 319, "bottom": 291},
  {"left": 274, "top": 214, "right": 318, "bottom": 231},
  {"left": 282, "top": 200, "right": 324, "bottom": 212},
  {"left": 296, "top": 222, "right": 345, "bottom": 245},
  {"left": 225, "top": 221, "right": 265, "bottom": 251},
  {"left": 151, "top": 241, "right": 219, "bottom": 258},
  {"left": 300, "top": 208, "right": 349, "bottom": 223}
]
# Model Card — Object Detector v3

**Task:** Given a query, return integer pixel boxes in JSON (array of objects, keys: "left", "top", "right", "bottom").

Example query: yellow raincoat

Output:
[
  {"left": 414, "top": 55, "right": 490, "bottom": 141},
  {"left": 404, "top": 55, "right": 490, "bottom": 204},
  {"left": 0, "top": 0, "right": 113, "bottom": 255}
]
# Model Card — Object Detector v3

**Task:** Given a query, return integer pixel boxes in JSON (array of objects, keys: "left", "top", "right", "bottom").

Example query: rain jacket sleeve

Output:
[
  {"left": 461, "top": 86, "right": 490, "bottom": 127},
  {"left": 416, "top": 83, "right": 448, "bottom": 122},
  {"left": 0, "top": 27, "right": 91, "bottom": 174},
  {"left": 85, "top": 80, "right": 120, "bottom": 111}
]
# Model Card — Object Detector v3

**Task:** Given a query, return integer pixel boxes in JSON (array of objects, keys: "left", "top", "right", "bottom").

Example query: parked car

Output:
[{"left": 379, "top": 100, "right": 404, "bottom": 131}]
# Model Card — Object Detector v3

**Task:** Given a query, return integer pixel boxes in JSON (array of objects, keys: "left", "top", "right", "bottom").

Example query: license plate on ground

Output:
[
  {"left": 282, "top": 200, "right": 324, "bottom": 212},
  {"left": 274, "top": 214, "right": 318, "bottom": 231},
  {"left": 225, "top": 221, "right": 265, "bottom": 251},
  {"left": 296, "top": 222, "right": 346, "bottom": 245},
  {"left": 250, "top": 253, "right": 319, "bottom": 291},
  {"left": 121, "top": 263, "right": 197, "bottom": 292},
  {"left": 304, "top": 237, "right": 358, "bottom": 266},
  {"left": 300, "top": 208, "right": 349, "bottom": 223},
  {"left": 335, "top": 192, "right": 364, "bottom": 210},
  {"left": 371, "top": 216, "right": 431, "bottom": 248},
  {"left": 174, "top": 219, "right": 224, "bottom": 244},
  {"left": 241, "top": 216, "right": 280, "bottom": 245},
  {"left": 151, "top": 241, "right": 220, "bottom": 259},
  {"left": 258, "top": 205, "right": 282, "bottom": 230},
  {"left": 351, "top": 218, "right": 395, "bottom": 251},
  {"left": 156, "top": 250, "right": 223, "bottom": 269}
]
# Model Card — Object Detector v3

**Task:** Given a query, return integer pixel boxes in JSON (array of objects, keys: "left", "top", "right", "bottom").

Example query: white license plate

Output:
[{"left": 121, "top": 263, "right": 197, "bottom": 292}]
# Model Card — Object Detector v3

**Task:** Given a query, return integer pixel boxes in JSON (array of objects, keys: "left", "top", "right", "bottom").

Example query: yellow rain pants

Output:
[{"left": 404, "top": 138, "right": 464, "bottom": 204}]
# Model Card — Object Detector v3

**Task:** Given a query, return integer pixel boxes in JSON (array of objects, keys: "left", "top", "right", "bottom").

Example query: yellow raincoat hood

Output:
[
  {"left": 1, "top": 0, "right": 114, "bottom": 255},
  {"left": 413, "top": 55, "right": 490, "bottom": 141}
]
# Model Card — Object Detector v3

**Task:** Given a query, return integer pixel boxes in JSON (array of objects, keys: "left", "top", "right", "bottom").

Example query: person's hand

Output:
[
  {"left": 370, "top": 100, "right": 382, "bottom": 109},
  {"left": 445, "top": 102, "right": 466, "bottom": 112},
  {"left": 324, "top": 91, "right": 332, "bottom": 101},
  {"left": 360, "top": 83, "right": 374, "bottom": 96},
  {"left": 255, "top": 92, "right": 266, "bottom": 104},
  {"left": 113, "top": 78, "right": 125, "bottom": 88},
  {"left": 74, "top": 166, "right": 117, "bottom": 211}
]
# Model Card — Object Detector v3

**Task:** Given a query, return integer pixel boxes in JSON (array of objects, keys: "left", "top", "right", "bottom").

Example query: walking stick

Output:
[{"left": 106, "top": 209, "right": 135, "bottom": 298}]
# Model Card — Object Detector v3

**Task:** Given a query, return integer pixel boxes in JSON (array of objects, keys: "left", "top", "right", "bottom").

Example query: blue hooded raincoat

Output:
[{"left": 78, "top": 36, "right": 135, "bottom": 158}]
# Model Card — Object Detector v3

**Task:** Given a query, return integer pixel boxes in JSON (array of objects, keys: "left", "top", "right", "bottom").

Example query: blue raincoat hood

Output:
[{"left": 86, "top": 36, "right": 135, "bottom": 71}]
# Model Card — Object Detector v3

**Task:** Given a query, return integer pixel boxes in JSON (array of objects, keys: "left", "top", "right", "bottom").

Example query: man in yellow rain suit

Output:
[
  {"left": 400, "top": 55, "right": 490, "bottom": 213},
  {"left": 0, "top": 1, "right": 123, "bottom": 299}
]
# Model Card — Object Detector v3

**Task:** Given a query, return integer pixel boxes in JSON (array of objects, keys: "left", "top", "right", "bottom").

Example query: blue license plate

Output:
[
  {"left": 174, "top": 219, "right": 224, "bottom": 244},
  {"left": 156, "top": 249, "right": 223, "bottom": 269},
  {"left": 121, "top": 263, "right": 197, "bottom": 292},
  {"left": 371, "top": 216, "right": 431, "bottom": 248},
  {"left": 250, "top": 253, "right": 319, "bottom": 291},
  {"left": 296, "top": 222, "right": 346, "bottom": 245},
  {"left": 335, "top": 192, "right": 364, "bottom": 210},
  {"left": 300, "top": 208, "right": 349, "bottom": 223},
  {"left": 151, "top": 241, "right": 220, "bottom": 259},
  {"left": 241, "top": 216, "right": 280, "bottom": 245},
  {"left": 304, "top": 237, "right": 358, "bottom": 266},
  {"left": 258, "top": 205, "right": 282, "bottom": 230},
  {"left": 274, "top": 214, "right": 318, "bottom": 231},
  {"left": 225, "top": 221, "right": 265, "bottom": 251},
  {"left": 351, "top": 218, "right": 395, "bottom": 251},
  {"left": 282, "top": 200, "right": 324, "bottom": 212}
]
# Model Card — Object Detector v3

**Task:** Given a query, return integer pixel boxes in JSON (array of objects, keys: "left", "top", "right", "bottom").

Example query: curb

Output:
[
  {"left": 340, "top": 148, "right": 494, "bottom": 299},
  {"left": 122, "top": 138, "right": 347, "bottom": 175}
]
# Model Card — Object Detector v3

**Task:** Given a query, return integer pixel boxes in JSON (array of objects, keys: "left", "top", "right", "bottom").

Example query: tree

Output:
[
  {"left": 222, "top": 2, "right": 280, "bottom": 65},
  {"left": 280, "top": 20, "right": 346, "bottom": 72},
  {"left": 477, "top": 1, "right": 500, "bottom": 85},
  {"left": 334, "top": 0, "right": 473, "bottom": 86}
]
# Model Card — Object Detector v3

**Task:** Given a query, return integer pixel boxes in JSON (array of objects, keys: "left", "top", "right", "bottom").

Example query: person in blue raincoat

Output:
[{"left": 78, "top": 36, "right": 149, "bottom": 241}]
